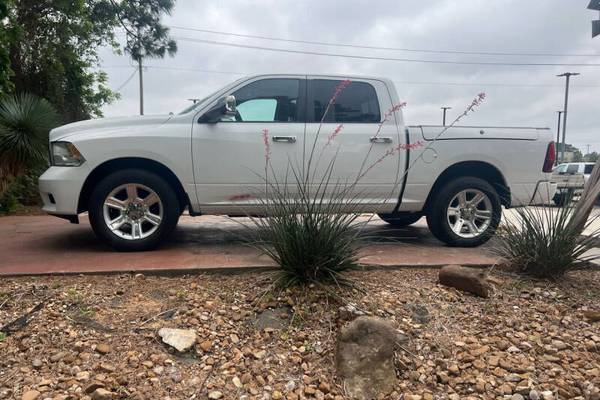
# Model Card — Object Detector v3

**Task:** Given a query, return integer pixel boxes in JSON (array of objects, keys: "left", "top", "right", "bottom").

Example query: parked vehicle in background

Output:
[
  {"left": 39, "top": 74, "right": 556, "bottom": 251},
  {"left": 551, "top": 162, "right": 594, "bottom": 206}
]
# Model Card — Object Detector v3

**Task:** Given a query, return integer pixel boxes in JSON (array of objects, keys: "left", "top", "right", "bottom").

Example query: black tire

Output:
[
  {"left": 378, "top": 212, "right": 422, "bottom": 227},
  {"left": 426, "top": 177, "right": 501, "bottom": 247},
  {"left": 88, "top": 169, "right": 180, "bottom": 251},
  {"left": 553, "top": 193, "right": 566, "bottom": 207}
]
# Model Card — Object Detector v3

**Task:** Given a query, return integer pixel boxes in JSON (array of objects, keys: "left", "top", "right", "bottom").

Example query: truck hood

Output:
[{"left": 49, "top": 114, "right": 173, "bottom": 141}]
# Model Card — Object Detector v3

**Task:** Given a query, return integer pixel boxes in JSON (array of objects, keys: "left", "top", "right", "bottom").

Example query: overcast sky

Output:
[{"left": 99, "top": 0, "right": 600, "bottom": 153}]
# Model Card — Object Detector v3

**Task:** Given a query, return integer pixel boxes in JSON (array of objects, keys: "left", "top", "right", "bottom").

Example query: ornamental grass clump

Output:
[
  {"left": 244, "top": 83, "right": 485, "bottom": 288},
  {"left": 493, "top": 161, "right": 600, "bottom": 279}
]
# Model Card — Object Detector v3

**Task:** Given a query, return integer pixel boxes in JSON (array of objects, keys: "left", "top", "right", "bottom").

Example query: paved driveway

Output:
[{"left": 0, "top": 214, "right": 498, "bottom": 275}]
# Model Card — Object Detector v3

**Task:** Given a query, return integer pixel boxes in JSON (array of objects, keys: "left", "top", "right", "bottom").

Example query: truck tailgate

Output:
[{"left": 412, "top": 126, "right": 547, "bottom": 141}]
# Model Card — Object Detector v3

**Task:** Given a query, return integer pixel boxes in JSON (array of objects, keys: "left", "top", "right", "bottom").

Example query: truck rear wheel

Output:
[
  {"left": 378, "top": 212, "right": 422, "bottom": 227},
  {"left": 88, "top": 169, "right": 180, "bottom": 251},
  {"left": 426, "top": 177, "right": 501, "bottom": 247}
]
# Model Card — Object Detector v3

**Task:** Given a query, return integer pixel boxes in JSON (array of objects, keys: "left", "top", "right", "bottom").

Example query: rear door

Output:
[
  {"left": 304, "top": 77, "right": 404, "bottom": 211},
  {"left": 192, "top": 76, "right": 306, "bottom": 212}
]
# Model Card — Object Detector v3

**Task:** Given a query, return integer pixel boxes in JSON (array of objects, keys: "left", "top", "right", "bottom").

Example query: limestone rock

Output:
[
  {"left": 157, "top": 328, "right": 197, "bottom": 352},
  {"left": 439, "top": 265, "right": 490, "bottom": 297},
  {"left": 21, "top": 391, "right": 40, "bottom": 400},
  {"left": 335, "top": 316, "right": 400, "bottom": 399}
]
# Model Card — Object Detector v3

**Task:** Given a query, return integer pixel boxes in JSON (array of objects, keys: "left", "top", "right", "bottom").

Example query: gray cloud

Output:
[{"left": 99, "top": 0, "right": 600, "bottom": 152}]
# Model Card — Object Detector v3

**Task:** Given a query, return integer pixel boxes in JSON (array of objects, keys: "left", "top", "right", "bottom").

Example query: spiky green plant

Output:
[
  {"left": 493, "top": 203, "right": 598, "bottom": 278},
  {"left": 246, "top": 160, "right": 365, "bottom": 288},
  {"left": 0, "top": 93, "right": 57, "bottom": 196},
  {"left": 242, "top": 84, "right": 486, "bottom": 288},
  {"left": 493, "top": 165, "right": 600, "bottom": 279}
]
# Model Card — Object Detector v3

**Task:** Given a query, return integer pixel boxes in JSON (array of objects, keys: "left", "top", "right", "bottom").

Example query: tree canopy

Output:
[
  {"left": 113, "top": 0, "right": 177, "bottom": 62},
  {"left": 4, "top": 0, "right": 177, "bottom": 123}
]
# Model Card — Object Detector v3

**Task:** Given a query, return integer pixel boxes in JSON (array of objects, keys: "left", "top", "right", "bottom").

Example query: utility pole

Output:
[
  {"left": 138, "top": 57, "right": 144, "bottom": 115},
  {"left": 556, "top": 110, "right": 563, "bottom": 165},
  {"left": 588, "top": 0, "right": 600, "bottom": 37},
  {"left": 587, "top": 144, "right": 591, "bottom": 155},
  {"left": 557, "top": 72, "right": 579, "bottom": 162},
  {"left": 441, "top": 107, "right": 451, "bottom": 126}
]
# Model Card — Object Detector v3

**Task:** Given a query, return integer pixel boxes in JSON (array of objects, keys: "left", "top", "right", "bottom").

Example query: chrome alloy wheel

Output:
[
  {"left": 446, "top": 189, "right": 493, "bottom": 238},
  {"left": 102, "top": 183, "right": 163, "bottom": 240}
]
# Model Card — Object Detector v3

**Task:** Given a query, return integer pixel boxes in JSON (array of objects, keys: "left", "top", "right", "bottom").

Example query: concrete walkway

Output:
[{"left": 0, "top": 214, "right": 498, "bottom": 275}]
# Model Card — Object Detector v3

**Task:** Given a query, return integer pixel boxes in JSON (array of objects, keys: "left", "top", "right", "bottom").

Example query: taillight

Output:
[{"left": 543, "top": 141, "right": 555, "bottom": 172}]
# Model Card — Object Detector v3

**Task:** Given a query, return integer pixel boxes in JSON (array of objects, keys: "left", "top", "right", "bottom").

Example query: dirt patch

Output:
[{"left": 0, "top": 268, "right": 599, "bottom": 399}]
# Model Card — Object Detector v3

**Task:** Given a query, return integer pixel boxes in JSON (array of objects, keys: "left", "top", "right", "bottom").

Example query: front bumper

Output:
[{"left": 38, "top": 165, "right": 91, "bottom": 215}]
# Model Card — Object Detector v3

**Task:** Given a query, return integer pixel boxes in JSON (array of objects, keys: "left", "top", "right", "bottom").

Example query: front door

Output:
[{"left": 192, "top": 76, "right": 306, "bottom": 213}]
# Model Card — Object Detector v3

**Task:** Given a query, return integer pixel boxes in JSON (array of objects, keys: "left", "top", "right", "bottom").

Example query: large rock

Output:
[
  {"left": 439, "top": 265, "right": 490, "bottom": 298},
  {"left": 157, "top": 328, "right": 197, "bottom": 352},
  {"left": 335, "top": 316, "right": 400, "bottom": 399}
]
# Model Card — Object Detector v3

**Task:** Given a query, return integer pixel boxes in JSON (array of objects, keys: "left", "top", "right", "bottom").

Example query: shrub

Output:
[
  {"left": 0, "top": 93, "right": 57, "bottom": 197},
  {"left": 243, "top": 86, "right": 486, "bottom": 288},
  {"left": 493, "top": 202, "right": 598, "bottom": 278},
  {"left": 493, "top": 167, "right": 600, "bottom": 279},
  {"left": 246, "top": 163, "right": 365, "bottom": 288}
]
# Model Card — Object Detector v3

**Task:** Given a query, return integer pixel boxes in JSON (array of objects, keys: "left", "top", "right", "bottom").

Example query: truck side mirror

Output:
[
  {"left": 198, "top": 95, "right": 237, "bottom": 123},
  {"left": 224, "top": 95, "right": 236, "bottom": 116}
]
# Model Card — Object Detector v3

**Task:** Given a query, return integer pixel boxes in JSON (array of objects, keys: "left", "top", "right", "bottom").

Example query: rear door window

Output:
[
  {"left": 584, "top": 164, "right": 594, "bottom": 174},
  {"left": 308, "top": 79, "right": 381, "bottom": 123}
]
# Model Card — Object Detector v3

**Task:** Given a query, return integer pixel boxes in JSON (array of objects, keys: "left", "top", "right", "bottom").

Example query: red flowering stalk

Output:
[
  {"left": 372, "top": 102, "right": 407, "bottom": 139},
  {"left": 356, "top": 101, "right": 407, "bottom": 181},
  {"left": 357, "top": 140, "right": 424, "bottom": 180},
  {"left": 262, "top": 128, "right": 271, "bottom": 164},
  {"left": 329, "top": 79, "right": 351, "bottom": 107},
  {"left": 358, "top": 92, "right": 486, "bottom": 182},
  {"left": 325, "top": 124, "right": 344, "bottom": 147},
  {"left": 305, "top": 79, "right": 352, "bottom": 182}
]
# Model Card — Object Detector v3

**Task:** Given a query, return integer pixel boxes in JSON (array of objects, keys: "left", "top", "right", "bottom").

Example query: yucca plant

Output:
[
  {"left": 0, "top": 93, "right": 57, "bottom": 197},
  {"left": 242, "top": 83, "right": 486, "bottom": 288},
  {"left": 493, "top": 161, "right": 600, "bottom": 279}
]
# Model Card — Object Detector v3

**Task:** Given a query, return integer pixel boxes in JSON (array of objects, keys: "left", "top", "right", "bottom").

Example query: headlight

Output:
[{"left": 51, "top": 142, "right": 85, "bottom": 166}]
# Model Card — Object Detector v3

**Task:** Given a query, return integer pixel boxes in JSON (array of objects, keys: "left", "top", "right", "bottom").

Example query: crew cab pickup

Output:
[
  {"left": 551, "top": 162, "right": 594, "bottom": 205},
  {"left": 39, "top": 74, "right": 556, "bottom": 251}
]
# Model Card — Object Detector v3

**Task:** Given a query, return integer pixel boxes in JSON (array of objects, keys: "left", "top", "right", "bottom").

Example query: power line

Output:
[
  {"left": 169, "top": 25, "right": 600, "bottom": 58},
  {"left": 101, "top": 64, "right": 600, "bottom": 87},
  {"left": 114, "top": 67, "right": 138, "bottom": 91},
  {"left": 173, "top": 36, "right": 600, "bottom": 67}
]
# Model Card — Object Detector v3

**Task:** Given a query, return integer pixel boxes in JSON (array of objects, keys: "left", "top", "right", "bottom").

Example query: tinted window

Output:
[
  {"left": 585, "top": 164, "right": 594, "bottom": 174},
  {"left": 231, "top": 79, "right": 299, "bottom": 122},
  {"left": 566, "top": 164, "right": 579, "bottom": 174},
  {"left": 310, "top": 80, "right": 380, "bottom": 123}
]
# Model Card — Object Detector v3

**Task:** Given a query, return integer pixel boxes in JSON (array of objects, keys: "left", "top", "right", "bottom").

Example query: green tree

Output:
[
  {"left": 0, "top": 0, "right": 13, "bottom": 95},
  {"left": 6, "top": 0, "right": 120, "bottom": 122},
  {"left": 111, "top": 0, "right": 177, "bottom": 114},
  {"left": 0, "top": 93, "right": 57, "bottom": 196},
  {"left": 586, "top": 151, "right": 599, "bottom": 162}
]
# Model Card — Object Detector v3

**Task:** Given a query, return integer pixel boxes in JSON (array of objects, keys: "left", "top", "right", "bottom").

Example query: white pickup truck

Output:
[{"left": 39, "top": 74, "right": 556, "bottom": 251}]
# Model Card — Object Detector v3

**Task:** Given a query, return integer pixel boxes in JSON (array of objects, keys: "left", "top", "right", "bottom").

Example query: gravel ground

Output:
[{"left": 0, "top": 268, "right": 599, "bottom": 400}]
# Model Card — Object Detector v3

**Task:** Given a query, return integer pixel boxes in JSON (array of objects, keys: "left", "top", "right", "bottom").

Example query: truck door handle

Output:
[
  {"left": 272, "top": 136, "right": 297, "bottom": 143},
  {"left": 370, "top": 136, "right": 393, "bottom": 144}
]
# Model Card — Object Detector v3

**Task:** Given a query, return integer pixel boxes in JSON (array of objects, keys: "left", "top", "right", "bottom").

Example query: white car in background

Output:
[
  {"left": 551, "top": 162, "right": 595, "bottom": 205},
  {"left": 39, "top": 74, "right": 556, "bottom": 251}
]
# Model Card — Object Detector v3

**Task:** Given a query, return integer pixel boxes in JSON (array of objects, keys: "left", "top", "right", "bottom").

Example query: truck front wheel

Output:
[
  {"left": 88, "top": 169, "right": 180, "bottom": 251},
  {"left": 426, "top": 177, "right": 501, "bottom": 247}
]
